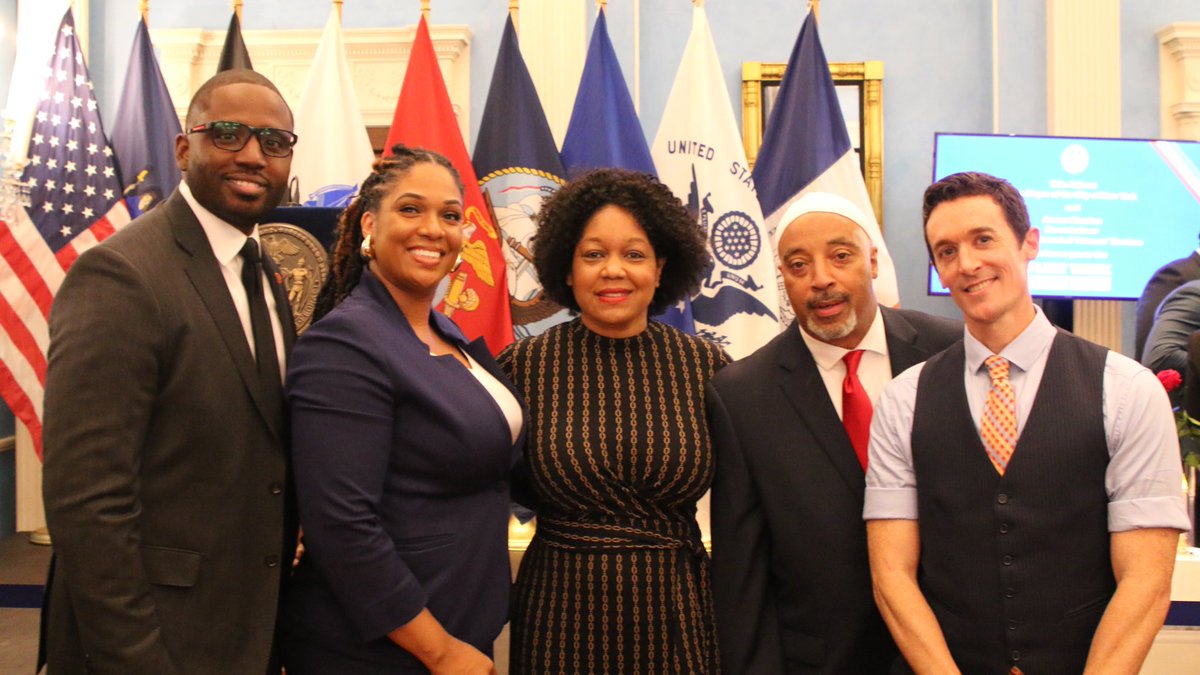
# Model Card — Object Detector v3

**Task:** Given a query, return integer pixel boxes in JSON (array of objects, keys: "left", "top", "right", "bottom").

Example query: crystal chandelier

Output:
[{"left": 0, "top": 117, "right": 31, "bottom": 222}]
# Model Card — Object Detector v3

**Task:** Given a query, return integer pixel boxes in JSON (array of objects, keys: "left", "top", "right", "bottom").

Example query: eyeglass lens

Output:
[{"left": 209, "top": 122, "right": 295, "bottom": 158}]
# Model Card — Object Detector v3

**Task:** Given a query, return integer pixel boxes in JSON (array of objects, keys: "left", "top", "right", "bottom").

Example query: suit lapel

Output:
[
  {"left": 882, "top": 308, "right": 938, "bottom": 374},
  {"left": 168, "top": 192, "right": 284, "bottom": 441},
  {"left": 261, "top": 252, "right": 297, "bottom": 354},
  {"left": 460, "top": 333, "right": 529, "bottom": 453},
  {"left": 775, "top": 328, "right": 867, "bottom": 499}
]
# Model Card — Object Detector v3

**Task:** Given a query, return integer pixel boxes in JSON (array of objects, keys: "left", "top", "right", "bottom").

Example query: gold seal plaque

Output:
[{"left": 260, "top": 223, "right": 329, "bottom": 334}]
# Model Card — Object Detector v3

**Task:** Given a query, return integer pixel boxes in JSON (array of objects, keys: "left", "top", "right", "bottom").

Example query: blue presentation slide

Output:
[{"left": 930, "top": 133, "right": 1200, "bottom": 300}]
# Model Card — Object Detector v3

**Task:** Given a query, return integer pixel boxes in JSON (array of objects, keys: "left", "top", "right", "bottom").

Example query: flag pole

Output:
[
  {"left": 509, "top": 0, "right": 519, "bottom": 33},
  {"left": 334, "top": 0, "right": 343, "bottom": 22},
  {"left": 140, "top": 0, "right": 149, "bottom": 23},
  {"left": 809, "top": 0, "right": 819, "bottom": 23},
  {"left": 233, "top": 0, "right": 243, "bottom": 22},
  {"left": 421, "top": 0, "right": 430, "bottom": 20}
]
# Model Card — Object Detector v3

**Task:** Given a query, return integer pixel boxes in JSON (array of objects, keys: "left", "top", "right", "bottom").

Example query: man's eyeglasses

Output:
[{"left": 187, "top": 121, "right": 298, "bottom": 158}]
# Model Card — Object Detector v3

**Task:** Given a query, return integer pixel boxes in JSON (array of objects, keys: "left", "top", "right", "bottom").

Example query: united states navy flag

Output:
[
  {"left": 474, "top": 14, "right": 569, "bottom": 338},
  {"left": 112, "top": 17, "right": 182, "bottom": 218},
  {"left": 752, "top": 9, "right": 899, "bottom": 315},
  {"left": 560, "top": 8, "right": 693, "bottom": 332}
]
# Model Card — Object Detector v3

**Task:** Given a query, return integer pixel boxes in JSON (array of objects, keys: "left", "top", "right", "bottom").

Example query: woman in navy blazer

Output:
[{"left": 281, "top": 146, "right": 525, "bottom": 674}]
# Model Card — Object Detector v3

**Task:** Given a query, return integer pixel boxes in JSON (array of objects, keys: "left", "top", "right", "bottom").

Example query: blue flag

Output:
[
  {"left": 560, "top": 10, "right": 655, "bottom": 177},
  {"left": 474, "top": 15, "right": 570, "bottom": 338},
  {"left": 112, "top": 17, "right": 182, "bottom": 217},
  {"left": 751, "top": 10, "right": 899, "bottom": 309},
  {"left": 560, "top": 9, "right": 693, "bottom": 332}
]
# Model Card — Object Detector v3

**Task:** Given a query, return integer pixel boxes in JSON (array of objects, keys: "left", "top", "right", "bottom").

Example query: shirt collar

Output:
[
  {"left": 799, "top": 305, "right": 889, "bottom": 372},
  {"left": 179, "top": 181, "right": 259, "bottom": 266},
  {"left": 963, "top": 304, "right": 1054, "bottom": 375}
]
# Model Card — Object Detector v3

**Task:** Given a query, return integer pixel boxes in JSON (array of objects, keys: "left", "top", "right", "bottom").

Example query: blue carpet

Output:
[{"left": 0, "top": 584, "right": 42, "bottom": 609}]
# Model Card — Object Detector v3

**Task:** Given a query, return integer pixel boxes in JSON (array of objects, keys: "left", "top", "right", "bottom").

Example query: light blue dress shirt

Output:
[{"left": 864, "top": 307, "right": 1189, "bottom": 532}]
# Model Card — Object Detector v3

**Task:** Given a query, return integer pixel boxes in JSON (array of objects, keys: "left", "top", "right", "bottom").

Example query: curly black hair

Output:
[{"left": 532, "top": 168, "right": 708, "bottom": 317}]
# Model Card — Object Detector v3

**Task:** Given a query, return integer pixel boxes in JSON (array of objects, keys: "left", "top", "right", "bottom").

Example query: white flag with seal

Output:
[
  {"left": 289, "top": 9, "right": 375, "bottom": 207},
  {"left": 651, "top": 5, "right": 781, "bottom": 361}
]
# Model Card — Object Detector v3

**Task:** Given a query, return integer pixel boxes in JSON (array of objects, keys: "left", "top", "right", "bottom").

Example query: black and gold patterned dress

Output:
[{"left": 499, "top": 318, "right": 730, "bottom": 674}]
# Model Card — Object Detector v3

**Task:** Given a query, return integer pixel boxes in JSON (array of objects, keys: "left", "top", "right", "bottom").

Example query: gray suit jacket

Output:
[
  {"left": 708, "top": 308, "right": 961, "bottom": 675},
  {"left": 41, "top": 190, "right": 297, "bottom": 675}
]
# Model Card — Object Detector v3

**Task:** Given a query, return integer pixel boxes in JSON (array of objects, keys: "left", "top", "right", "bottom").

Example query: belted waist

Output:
[{"left": 536, "top": 515, "right": 706, "bottom": 556}]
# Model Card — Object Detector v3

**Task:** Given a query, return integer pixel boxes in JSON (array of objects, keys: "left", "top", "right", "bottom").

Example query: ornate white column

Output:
[
  {"left": 1046, "top": 0, "right": 1122, "bottom": 351},
  {"left": 1158, "top": 23, "right": 1200, "bottom": 141},
  {"left": 517, "top": 0, "right": 586, "bottom": 147}
]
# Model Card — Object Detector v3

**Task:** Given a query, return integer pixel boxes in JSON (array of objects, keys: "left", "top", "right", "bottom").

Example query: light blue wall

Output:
[{"left": 81, "top": 0, "right": 1200, "bottom": 333}]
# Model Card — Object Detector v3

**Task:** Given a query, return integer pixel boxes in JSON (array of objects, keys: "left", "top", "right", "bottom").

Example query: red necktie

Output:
[{"left": 842, "top": 350, "right": 873, "bottom": 471}]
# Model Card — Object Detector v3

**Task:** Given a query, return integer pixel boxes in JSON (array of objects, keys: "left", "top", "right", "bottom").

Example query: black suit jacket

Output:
[
  {"left": 42, "top": 190, "right": 298, "bottom": 675},
  {"left": 1133, "top": 250, "right": 1200, "bottom": 362},
  {"left": 708, "top": 308, "right": 960, "bottom": 675}
]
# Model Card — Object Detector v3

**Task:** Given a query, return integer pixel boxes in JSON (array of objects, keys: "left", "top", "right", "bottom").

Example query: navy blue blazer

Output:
[{"left": 282, "top": 269, "right": 526, "bottom": 669}]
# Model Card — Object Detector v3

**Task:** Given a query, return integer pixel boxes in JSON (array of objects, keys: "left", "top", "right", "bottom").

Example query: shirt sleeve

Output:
[
  {"left": 863, "top": 363, "right": 924, "bottom": 521},
  {"left": 1103, "top": 353, "right": 1190, "bottom": 532}
]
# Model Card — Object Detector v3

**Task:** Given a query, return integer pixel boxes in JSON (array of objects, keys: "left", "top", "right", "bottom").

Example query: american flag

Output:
[{"left": 0, "top": 9, "right": 131, "bottom": 457}]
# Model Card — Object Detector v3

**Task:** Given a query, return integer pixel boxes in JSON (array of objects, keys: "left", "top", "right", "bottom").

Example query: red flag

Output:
[{"left": 385, "top": 16, "right": 513, "bottom": 354}]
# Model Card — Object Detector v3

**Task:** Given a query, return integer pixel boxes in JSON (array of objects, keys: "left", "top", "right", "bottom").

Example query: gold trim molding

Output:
[{"left": 742, "top": 61, "right": 884, "bottom": 224}]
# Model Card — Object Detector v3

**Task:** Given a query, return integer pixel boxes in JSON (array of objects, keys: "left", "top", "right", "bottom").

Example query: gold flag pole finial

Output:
[
  {"left": 233, "top": 0, "right": 243, "bottom": 22},
  {"left": 509, "top": 0, "right": 519, "bottom": 33},
  {"left": 139, "top": 0, "right": 149, "bottom": 23},
  {"left": 809, "top": 0, "right": 819, "bottom": 23},
  {"left": 693, "top": 0, "right": 704, "bottom": 7},
  {"left": 421, "top": 0, "right": 430, "bottom": 20},
  {"left": 334, "top": 0, "right": 343, "bottom": 22},
  {"left": 598, "top": 0, "right": 606, "bottom": 9}
]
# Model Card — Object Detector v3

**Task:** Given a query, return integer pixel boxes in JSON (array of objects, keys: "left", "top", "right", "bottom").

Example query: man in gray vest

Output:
[{"left": 864, "top": 171, "right": 1188, "bottom": 674}]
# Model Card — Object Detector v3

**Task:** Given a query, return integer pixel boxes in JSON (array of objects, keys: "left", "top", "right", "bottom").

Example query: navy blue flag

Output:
[
  {"left": 112, "top": 17, "right": 182, "bottom": 217},
  {"left": 560, "top": 9, "right": 692, "bottom": 332},
  {"left": 217, "top": 13, "right": 253, "bottom": 72},
  {"left": 751, "top": 10, "right": 899, "bottom": 307},
  {"left": 474, "top": 14, "right": 570, "bottom": 338},
  {"left": 560, "top": 9, "right": 655, "bottom": 177}
]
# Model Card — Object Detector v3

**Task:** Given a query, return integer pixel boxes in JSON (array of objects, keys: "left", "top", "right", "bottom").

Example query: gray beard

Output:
[{"left": 805, "top": 309, "right": 857, "bottom": 343}]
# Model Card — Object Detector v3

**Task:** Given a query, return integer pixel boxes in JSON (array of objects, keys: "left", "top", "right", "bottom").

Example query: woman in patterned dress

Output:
[{"left": 501, "top": 168, "right": 729, "bottom": 674}]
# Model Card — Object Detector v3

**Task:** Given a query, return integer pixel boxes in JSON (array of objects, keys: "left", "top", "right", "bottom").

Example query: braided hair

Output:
[{"left": 313, "top": 144, "right": 464, "bottom": 321}]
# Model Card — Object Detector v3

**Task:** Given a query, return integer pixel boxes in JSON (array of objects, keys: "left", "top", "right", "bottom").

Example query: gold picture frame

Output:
[{"left": 742, "top": 61, "right": 884, "bottom": 225}]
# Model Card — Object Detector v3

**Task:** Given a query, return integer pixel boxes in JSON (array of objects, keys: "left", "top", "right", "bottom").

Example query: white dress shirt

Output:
[
  {"left": 180, "top": 182, "right": 287, "bottom": 382},
  {"left": 798, "top": 305, "right": 893, "bottom": 420}
]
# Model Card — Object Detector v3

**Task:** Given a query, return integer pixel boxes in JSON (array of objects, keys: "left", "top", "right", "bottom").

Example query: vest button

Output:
[
  {"left": 997, "top": 493, "right": 1009, "bottom": 505},
  {"left": 1008, "top": 620, "right": 1018, "bottom": 631},
  {"left": 269, "top": 482, "right": 283, "bottom": 495},
  {"left": 999, "top": 523, "right": 1010, "bottom": 534},
  {"left": 1002, "top": 554, "right": 1013, "bottom": 565},
  {"left": 1005, "top": 587, "right": 1016, "bottom": 598},
  {"left": 264, "top": 555, "right": 279, "bottom": 568},
  {"left": 1011, "top": 649, "right": 1021, "bottom": 662}
]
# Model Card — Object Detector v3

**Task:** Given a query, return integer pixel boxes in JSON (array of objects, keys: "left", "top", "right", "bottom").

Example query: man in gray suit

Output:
[{"left": 41, "top": 69, "right": 298, "bottom": 675}]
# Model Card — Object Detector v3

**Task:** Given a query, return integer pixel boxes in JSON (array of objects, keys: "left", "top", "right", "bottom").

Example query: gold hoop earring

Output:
[
  {"left": 450, "top": 249, "right": 464, "bottom": 273},
  {"left": 359, "top": 234, "right": 374, "bottom": 260}
]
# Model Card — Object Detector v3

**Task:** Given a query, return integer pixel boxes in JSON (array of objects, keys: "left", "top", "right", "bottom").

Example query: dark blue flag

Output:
[
  {"left": 749, "top": 10, "right": 899, "bottom": 306},
  {"left": 112, "top": 17, "right": 182, "bottom": 217},
  {"left": 217, "top": 13, "right": 253, "bottom": 72},
  {"left": 559, "top": 9, "right": 692, "bottom": 332},
  {"left": 560, "top": 9, "right": 655, "bottom": 178},
  {"left": 474, "top": 14, "right": 569, "bottom": 338}
]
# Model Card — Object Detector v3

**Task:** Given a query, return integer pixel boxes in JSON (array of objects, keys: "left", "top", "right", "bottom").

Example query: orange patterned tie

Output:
[{"left": 981, "top": 355, "right": 1017, "bottom": 475}]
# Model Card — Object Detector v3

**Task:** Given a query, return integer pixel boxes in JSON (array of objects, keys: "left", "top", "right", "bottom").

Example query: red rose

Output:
[{"left": 1157, "top": 369, "right": 1183, "bottom": 393}]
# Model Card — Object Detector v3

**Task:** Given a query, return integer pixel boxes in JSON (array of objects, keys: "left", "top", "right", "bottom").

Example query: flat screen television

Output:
[{"left": 929, "top": 132, "right": 1200, "bottom": 300}]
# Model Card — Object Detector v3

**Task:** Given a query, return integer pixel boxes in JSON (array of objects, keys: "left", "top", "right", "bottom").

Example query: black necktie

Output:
[{"left": 239, "top": 238, "right": 281, "bottom": 391}]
